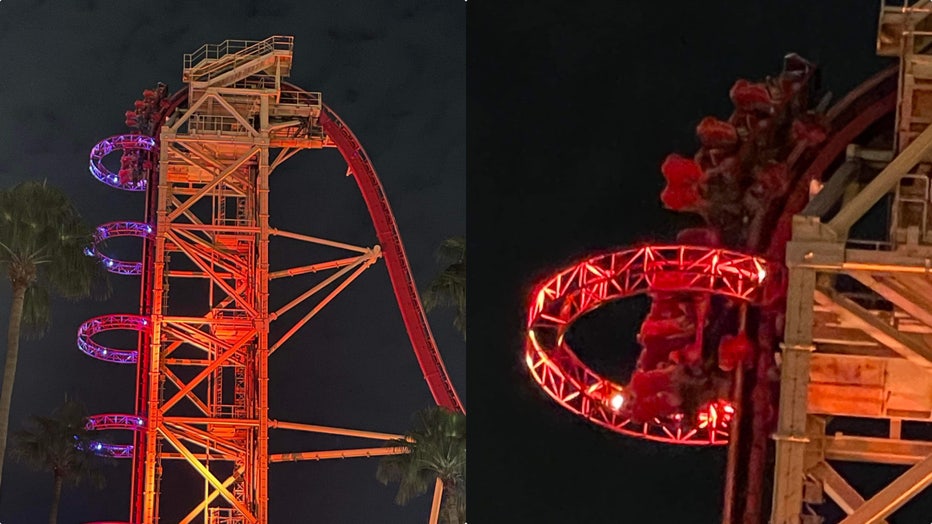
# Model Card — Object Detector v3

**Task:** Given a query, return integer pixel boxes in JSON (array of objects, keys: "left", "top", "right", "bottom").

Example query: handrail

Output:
[{"left": 183, "top": 36, "right": 293, "bottom": 81}]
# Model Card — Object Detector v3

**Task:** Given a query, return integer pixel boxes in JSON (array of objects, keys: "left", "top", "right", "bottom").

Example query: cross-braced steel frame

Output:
[
  {"left": 79, "top": 36, "right": 462, "bottom": 524},
  {"left": 770, "top": 4, "right": 932, "bottom": 522}
]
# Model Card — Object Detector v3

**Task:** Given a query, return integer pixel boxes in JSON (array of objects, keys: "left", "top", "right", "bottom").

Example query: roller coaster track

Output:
[{"left": 319, "top": 106, "right": 464, "bottom": 413}]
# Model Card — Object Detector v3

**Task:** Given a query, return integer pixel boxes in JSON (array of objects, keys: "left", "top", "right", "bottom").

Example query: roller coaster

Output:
[
  {"left": 525, "top": 2, "right": 932, "bottom": 523},
  {"left": 78, "top": 36, "right": 462, "bottom": 523}
]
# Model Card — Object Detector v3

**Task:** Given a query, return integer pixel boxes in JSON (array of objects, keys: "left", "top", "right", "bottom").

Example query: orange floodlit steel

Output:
[{"left": 79, "top": 36, "right": 462, "bottom": 523}]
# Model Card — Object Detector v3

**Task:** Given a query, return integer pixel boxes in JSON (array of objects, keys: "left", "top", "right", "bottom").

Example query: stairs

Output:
[{"left": 183, "top": 36, "right": 294, "bottom": 89}]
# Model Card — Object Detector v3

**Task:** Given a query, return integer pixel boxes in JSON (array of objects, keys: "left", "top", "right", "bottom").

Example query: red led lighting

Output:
[{"left": 525, "top": 245, "right": 769, "bottom": 445}]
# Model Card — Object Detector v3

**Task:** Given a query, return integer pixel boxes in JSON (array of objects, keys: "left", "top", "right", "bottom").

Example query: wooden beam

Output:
[
  {"left": 808, "top": 461, "right": 888, "bottom": 522},
  {"left": 828, "top": 122, "right": 932, "bottom": 236},
  {"left": 823, "top": 435, "right": 932, "bottom": 465},
  {"left": 839, "top": 451, "right": 932, "bottom": 523},
  {"left": 849, "top": 271, "right": 932, "bottom": 330},
  {"left": 813, "top": 288, "right": 932, "bottom": 370}
]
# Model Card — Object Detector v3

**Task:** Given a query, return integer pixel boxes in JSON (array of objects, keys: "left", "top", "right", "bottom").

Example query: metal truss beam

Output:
[
  {"left": 179, "top": 469, "right": 242, "bottom": 524},
  {"left": 838, "top": 451, "right": 932, "bottom": 524},
  {"left": 268, "top": 447, "right": 407, "bottom": 462},
  {"left": 159, "top": 427, "right": 257, "bottom": 522},
  {"left": 823, "top": 434, "right": 932, "bottom": 465},
  {"left": 828, "top": 122, "right": 932, "bottom": 236},
  {"left": 269, "top": 419, "right": 405, "bottom": 441},
  {"left": 808, "top": 461, "right": 889, "bottom": 523},
  {"left": 813, "top": 287, "right": 932, "bottom": 369},
  {"left": 848, "top": 271, "right": 932, "bottom": 331}
]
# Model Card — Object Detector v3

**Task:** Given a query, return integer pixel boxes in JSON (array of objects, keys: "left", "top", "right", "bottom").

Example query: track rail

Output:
[
  {"left": 319, "top": 106, "right": 464, "bottom": 413},
  {"left": 525, "top": 245, "right": 768, "bottom": 444}
]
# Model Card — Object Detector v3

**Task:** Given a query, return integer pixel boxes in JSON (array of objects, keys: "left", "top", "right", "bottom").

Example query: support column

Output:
[
  {"left": 771, "top": 266, "right": 816, "bottom": 524},
  {"left": 256, "top": 93, "right": 271, "bottom": 524}
]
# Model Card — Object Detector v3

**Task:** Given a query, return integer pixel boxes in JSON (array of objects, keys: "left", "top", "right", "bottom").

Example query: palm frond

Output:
[
  {"left": 422, "top": 236, "right": 467, "bottom": 340},
  {"left": 20, "top": 284, "right": 50, "bottom": 339},
  {"left": 0, "top": 181, "right": 110, "bottom": 337},
  {"left": 377, "top": 407, "right": 467, "bottom": 515},
  {"left": 435, "top": 236, "right": 465, "bottom": 265},
  {"left": 11, "top": 398, "right": 111, "bottom": 490}
]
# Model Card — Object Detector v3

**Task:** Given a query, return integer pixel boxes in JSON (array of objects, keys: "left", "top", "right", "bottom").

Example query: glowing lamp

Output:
[{"left": 610, "top": 393, "right": 624, "bottom": 410}]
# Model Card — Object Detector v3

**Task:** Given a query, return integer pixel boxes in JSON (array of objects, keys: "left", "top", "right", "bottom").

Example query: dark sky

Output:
[
  {"left": 470, "top": 1, "right": 929, "bottom": 523},
  {"left": 0, "top": 1, "right": 463, "bottom": 522}
]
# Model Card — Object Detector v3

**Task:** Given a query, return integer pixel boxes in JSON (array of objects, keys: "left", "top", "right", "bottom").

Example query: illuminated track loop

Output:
[
  {"left": 83, "top": 413, "right": 145, "bottom": 459},
  {"left": 88, "top": 134, "right": 156, "bottom": 191},
  {"left": 319, "top": 105, "right": 464, "bottom": 413},
  {"left": 526, "top": 245, "right": 769, "bottom": 445},
  {"left": 77, "top": 314, "right": 146, "bottom": 364},
  {"left": 84, "top": 221, "right": 154, "bottom": 275}
]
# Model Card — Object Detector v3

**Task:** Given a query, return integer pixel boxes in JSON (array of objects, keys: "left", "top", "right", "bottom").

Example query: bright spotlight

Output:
[{"left": 610, "top": 393, "right": 624, "bottom": 410}]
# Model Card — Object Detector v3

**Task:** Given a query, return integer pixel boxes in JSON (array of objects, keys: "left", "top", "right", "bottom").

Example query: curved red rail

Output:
[
  {"left": 319, "top": 106, "right": 464, "bottom": 413},
  {"left": 526, "top": 245, "right": 769, "bottom": 444}
]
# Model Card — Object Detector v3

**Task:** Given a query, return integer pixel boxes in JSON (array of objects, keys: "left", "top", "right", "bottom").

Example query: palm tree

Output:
[
  {"left": 12, "top": 398, "right": 108, "bottom": 524},
  {"left": 0, "top": 181, "right": 106, "bottom": 491},
  {"left": 377, "top": 407, "right": 466, "bottom": 524},
  {"left": 422, "top": 236, "right": 466, "bottom": 340}
]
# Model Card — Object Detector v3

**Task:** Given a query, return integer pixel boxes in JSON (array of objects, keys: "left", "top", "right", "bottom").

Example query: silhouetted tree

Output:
[
  {"left": 377, "top": 407, "right": 466, "bottom": 524},
  {"left": 422, "top": 236, "right": 466, "bottom": 340},
  {"left": 0, "top": 180, "right": 107, "bottom": 491},
  {"left": 12, "top": 398, "right": 108, "bottom": 524}
]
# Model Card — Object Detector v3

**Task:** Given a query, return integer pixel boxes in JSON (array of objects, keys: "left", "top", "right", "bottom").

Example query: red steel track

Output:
[
  {"left": 526, "top": 246, "right": 768, "bottom": 444},
  {"left": 319, "top": 106, "right": 464, "bottom": 413}
]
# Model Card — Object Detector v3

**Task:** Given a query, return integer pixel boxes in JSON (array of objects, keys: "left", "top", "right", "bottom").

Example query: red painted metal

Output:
[
  {"left": 78, "top": 37, "right": 463, "bottom": 523},
  {"left": 525, "top": 245, "right": 769, "bottom": 444},
  {"left": 319, "top": 107, "right": 464, "bottom": 413}
]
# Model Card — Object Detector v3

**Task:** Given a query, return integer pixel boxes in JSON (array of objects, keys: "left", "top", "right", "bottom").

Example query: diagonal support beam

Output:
[
  {"left": 161, "top": 367, "right": 211, "bottom": 416},
  {"left": 207, "top": 92, "right": 259, "bottom": 136},
  {"left": 814, "top": 287, "right": 932, "bottom": 369},
  {"left": 828, "top": 122, "right": 932, "bottom": 236},
  {"left": 179, "top": 468, "right": 242, "bottom": 524},
  {"left": 168, "top": 231, "right": 258, "bottom": 317},
  {"left": 839, "top": 451, "right": 932, "bottom": 524},
  {"left": 159, "top": 427, "right": 257, "bottom": 523},
  {"left": 269, "top": 256, "right": 377, "bottom": 354},
  {"left": 168, "top": 145, "right": 259, "bottom": 222},
  {"left": 161, "top": 328, "right": 256, "bottom": 413},
  {"left": 809, "top": 461, "right": 889, "bottom": 522},
  {"left": 849, "top": 271, "right": 932, "bottom": 331},
  {"left": 270, "top": 253, "right": 374, "bottom": 320}
]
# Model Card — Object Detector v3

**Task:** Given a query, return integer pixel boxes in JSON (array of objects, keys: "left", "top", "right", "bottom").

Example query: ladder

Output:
[{"left": 881, "top": 1, "right": 932, "bottom": 244}]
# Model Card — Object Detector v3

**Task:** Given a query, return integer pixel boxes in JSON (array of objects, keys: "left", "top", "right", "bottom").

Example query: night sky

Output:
[
  {"left": 470, "top": 1, "right": 929, "bottom": 523},
  {"left": 0, "top": 1, "right": 463, "bottom": 522}
]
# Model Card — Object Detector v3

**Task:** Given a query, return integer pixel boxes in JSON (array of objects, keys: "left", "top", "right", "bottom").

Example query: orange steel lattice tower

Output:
[{"left": 81, "top": 37, "right": 462, "bottom": 524}]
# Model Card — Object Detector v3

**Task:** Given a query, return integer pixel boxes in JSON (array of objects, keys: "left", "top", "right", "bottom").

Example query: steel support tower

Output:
[
  {"left": 80, "top": 36, "right": 462, "bottom": 524},
  {"left": 771, "top": 3, "right": 932, "bottom": 522}
]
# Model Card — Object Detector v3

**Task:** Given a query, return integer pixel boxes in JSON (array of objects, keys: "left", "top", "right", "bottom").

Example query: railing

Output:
[
  {"left": 188, "top": 114, "right": 250, "bottom": 136},
  {"left": 184, "top": 36, "right": 292, "bottom": 71},
  {"left": 280, "top": 89, "right": 321, "bottom": 108},
  {"left": 230, "top": 74, "right": 277, "bottom": 91},
  {"left": 184, "top": 36, "right": 293, "bottom": 83},
  {"left": 845, "top": 238, "right": 895, "bottom": 251}
]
